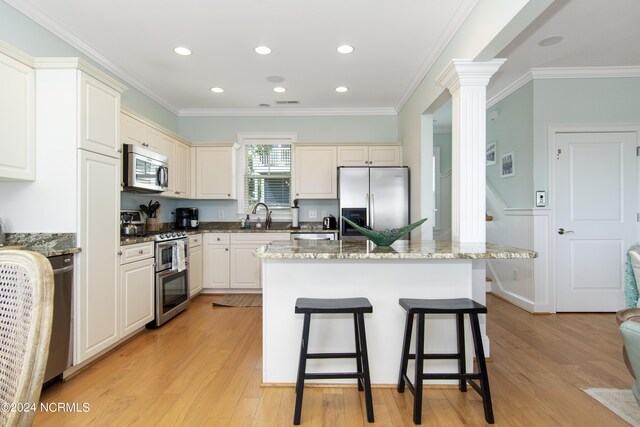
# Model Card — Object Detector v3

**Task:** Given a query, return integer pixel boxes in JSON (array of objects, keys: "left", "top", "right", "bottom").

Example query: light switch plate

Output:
[
  {"left": 308, "top": 210, "right": 317, "bottom": 219},
  {"left": 536, "top": 191, "right": 546, "bottom": 207}
]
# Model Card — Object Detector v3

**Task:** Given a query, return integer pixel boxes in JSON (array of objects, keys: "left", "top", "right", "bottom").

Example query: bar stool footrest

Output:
[
  {"left": 307, "top": 352, "right": 358, "bottom": 359},
  {"left": 407, "top": 353, "right": 462, "bottom": 360},
  {"left": 421, "top": 373, "right": 482, "bottom": 381},
  {"left": 304, "top": 372, "right": 363, "bottom": 380}
]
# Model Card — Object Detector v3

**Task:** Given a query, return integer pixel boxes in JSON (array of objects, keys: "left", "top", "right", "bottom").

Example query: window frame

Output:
[{"left": 237, "top": 132, "right": 297, "bottom": 219}]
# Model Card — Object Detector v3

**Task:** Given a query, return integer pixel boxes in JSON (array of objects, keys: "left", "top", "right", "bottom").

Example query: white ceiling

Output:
[
  {"left": 5, "top": 0, "right": 477, "bottom": 115},
  {"left": 6, "top": 0, "right": 640, "bottom": 117}
]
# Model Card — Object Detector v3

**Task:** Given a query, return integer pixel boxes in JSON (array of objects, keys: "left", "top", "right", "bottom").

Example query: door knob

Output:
[{"left": 557, "top": 228, "right": 574, "bottom": 235}]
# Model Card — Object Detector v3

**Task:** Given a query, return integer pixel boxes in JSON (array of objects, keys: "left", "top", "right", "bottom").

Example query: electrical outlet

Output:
[
  {"left": 218, "top": 210, "right": 224, "bottom": 219},
  {"left": 536, "top": 190, "right": 546, "bottom": 207},
  {"left": 308, "top": 210, "right": 317, "bottom": 219}
]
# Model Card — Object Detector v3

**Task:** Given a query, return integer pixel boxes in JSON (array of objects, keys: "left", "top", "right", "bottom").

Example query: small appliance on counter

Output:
[
  {"left": 175, "top": 207, "right": 199, "bottom": 229},
  {"left": 322, "top": 214, "right": 337, "bottom": 230},
  {"left": 120, "top": 210, "right": 145, "bottom": 236}
]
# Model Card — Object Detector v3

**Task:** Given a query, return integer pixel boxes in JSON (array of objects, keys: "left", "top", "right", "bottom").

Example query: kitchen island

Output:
[{"left": 256, "top": 240, "right": 536, "bottom": 385}]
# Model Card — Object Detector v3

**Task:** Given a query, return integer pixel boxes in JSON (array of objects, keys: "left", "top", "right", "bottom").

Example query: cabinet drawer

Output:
[
  {"left": 189, "top": 233, "right": 202, "bottom": 247},
  {"left": 205, "top": 233, "right": 230, "bottom": 244},
  {"left": 120, "top": 242, "right": 154, "bottom": 264},
  {"left": 230, "top": 232, "right": 290, "bottom": 244}
]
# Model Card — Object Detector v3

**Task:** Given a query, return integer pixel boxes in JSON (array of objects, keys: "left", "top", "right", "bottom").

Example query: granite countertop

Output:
[
  {"left": 2, "top": 233, "right": 81, "bottom": 257},
  {"left": 254, "top": 240, "right": 538, "bottom": 260},
  {"left": 120, "top": 222, "right": 338, "bottom": 245}
]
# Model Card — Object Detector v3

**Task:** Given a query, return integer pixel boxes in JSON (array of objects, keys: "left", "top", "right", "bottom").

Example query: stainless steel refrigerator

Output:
[{"left": 338, "top": 167, "right": 409, "bottom": 240}]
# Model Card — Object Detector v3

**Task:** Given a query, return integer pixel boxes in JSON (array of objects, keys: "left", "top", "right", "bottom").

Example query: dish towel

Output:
[
  {"left": 625, "top": 244, "right": 640, "bottom": 308},
  {"left": 172, "top": 240, "right": 187, "bottom": 272}
]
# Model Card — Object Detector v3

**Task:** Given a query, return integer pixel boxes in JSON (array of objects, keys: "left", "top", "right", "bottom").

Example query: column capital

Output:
[{"left": 437, "top": 59, "right": 506, "bottom": 93}]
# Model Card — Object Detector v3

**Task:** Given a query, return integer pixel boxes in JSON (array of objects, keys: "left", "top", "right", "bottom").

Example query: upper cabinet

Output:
[
  {"left": 174, "top": 141, "right": 191, "bottom": 198},
  {"left": 337, "top": 145, "right": 401, "bottom": 167},
  {"left": 79, "top": 73, "right": 121, "bottom": 159},
  {"left": 121, "top": 113, "right": 162, "bottom": 152},
  {"left": 194, "top": 145, "right": 237, "bottom": 199},
  {"left": 293, "top": 145, "right": 337, "bottom": 199},
  {"left": 0, "top": 50, "right": 35, "bottom": 181}
]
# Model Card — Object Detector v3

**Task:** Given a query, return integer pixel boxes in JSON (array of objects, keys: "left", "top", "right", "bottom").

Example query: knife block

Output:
[{"left": 146, "top": 218, "right": 160, "bottom": 231}]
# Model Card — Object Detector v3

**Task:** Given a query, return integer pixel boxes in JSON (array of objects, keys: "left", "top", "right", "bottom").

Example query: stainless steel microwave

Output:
[{"left": 122, "top": 144, "right": 168, "bottom": 193}]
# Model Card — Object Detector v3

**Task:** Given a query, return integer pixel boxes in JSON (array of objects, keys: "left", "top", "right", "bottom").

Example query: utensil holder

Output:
[{"left": 146, "top": 218, "right": 160, "bottom": 231}]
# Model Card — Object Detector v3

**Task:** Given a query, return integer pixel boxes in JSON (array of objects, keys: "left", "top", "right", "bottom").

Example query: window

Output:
[{"left": 244, "top": 143, "right": 291, "bottom": 211}]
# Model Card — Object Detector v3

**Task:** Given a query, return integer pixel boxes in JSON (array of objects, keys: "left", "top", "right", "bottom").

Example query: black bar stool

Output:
[
  {"left": 294, "top": 297, "right": 374, "bottom": 425},
  {"left": 397, "top": 298, "right": 494, "bottom": 424}
]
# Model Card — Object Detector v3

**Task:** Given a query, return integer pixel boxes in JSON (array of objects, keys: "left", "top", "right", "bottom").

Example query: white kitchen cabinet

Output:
[
  {"left": 165, "top": 138, "right": 190, "bottom": 198},
  {"left": 195, "top": 146, "right": 237, "bottom": 199},
  {"left": 189, "top": 234, "right": 203, "bottom": 296},
  {"left": 203, "top": 233, "right": 230, "bottom": 289},
  {"left": 337, "top": 145, "right": 401, "bottom": 167},
  {"left": 77, "top": 150, "right": 121, "bottom": 363},
  {"left": 121, "top": 113, "right": 162, "bottom": 152},
  {"left": 79, "top": 73, "right": 121, "bottom": 158},
  {"left": 0, "top": 51, "right": 35, "bottom": 181},
  {"left": 229, "top": 233, "right": 290, "bottom": 289},
  {"left": 293, "top": 145, "right": 337, "bottom": 199},
  {"left": 119, "top": 242, "right": 154, "bottom": 338}
]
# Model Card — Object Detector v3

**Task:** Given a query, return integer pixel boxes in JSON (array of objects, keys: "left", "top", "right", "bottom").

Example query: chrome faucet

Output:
[{"left": 251, "top": 203, "right": 272, "bottom": 229}]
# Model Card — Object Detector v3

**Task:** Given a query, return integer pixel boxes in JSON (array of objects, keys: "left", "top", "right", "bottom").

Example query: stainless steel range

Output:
[{"left": 148, "top": 231, "right": 190, "bottom": 328}]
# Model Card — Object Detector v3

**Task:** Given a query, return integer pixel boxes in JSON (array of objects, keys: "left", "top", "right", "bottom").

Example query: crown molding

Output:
[
  {"left": 395, "top": 0, "right": 479, "bottom": 112},
  {"left": 487, "top": 66, "right": 640, "bottom": 108},
  {"left": 531, "top": 65, "right": 640, "bottom": 79},
  {"left": 178, "top": 107, "right": 398, "bottom": 117},
  {"left": 5, "top": 0, "right": 179, "bottom": 114},
  {"left": 0, "top": 39, "right": 33, "bottom": 66},
  {"left": 486, "top": 71, "right": 532, "bottom": 108},
  {"left": 32, "top": 57, "right": 127, "bottom": 92}
]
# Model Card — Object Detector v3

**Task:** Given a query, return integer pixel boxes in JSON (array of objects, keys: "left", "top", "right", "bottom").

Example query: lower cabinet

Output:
[
  {"left": 189, "top": 234, "right": 203, "bottom": 296},
  {"left": 119, "top": 242, "right": 154, "bottom": 338},
  {"left": 229, "top": 233, "right": 291, "bottom": 289},
  {"left": 203, "top": 233, "right": 230, "bottom": 289}
]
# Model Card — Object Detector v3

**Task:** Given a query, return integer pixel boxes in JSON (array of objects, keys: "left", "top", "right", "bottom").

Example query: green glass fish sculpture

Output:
[{"left": 341, "top": 216, "right": 428, "bottom": 246}]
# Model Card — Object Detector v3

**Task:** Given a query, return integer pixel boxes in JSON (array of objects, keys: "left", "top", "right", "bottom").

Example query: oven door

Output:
[
  {"left": 156, "top": 241, "right": 175, "bottom": 271},
  {"left": 155, "top": 268, "right": 190, "bottom": 326}
]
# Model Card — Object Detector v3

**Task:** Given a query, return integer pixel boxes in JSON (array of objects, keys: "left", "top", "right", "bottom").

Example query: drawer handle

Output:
[
  {"left": 225, "top": 248, "right": 228, "bottom": 251},
  {"left": 117, "top": 251, "right": 122, "bottom": 256},
  {"left": 217, "top": 238, "right": 221, "bottom": 241},
  {"left": 138, "top": 249, "right": 144, "bottom": 254}
]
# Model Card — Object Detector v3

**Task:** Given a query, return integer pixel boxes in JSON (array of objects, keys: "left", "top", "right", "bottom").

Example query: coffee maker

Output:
[{"left": 175, "top": 207, "right": 199, "bottom": 229}]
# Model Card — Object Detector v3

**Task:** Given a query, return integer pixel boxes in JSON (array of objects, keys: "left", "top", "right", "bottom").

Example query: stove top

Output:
[{"left": 122, "top": 230, "right": 188, "bottom": 242}]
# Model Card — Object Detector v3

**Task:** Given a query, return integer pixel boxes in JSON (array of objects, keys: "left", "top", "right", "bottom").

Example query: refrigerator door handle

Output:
[
  {"left": 365, "top": 192, "right": 370, "bottom": 227},
  {"left": 370, "top": 193, "right": 375, "bottom": 229}
]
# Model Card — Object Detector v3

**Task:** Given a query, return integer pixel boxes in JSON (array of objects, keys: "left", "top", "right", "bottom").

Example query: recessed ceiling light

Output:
[
  {"left": 210, "top": 87, "right": 224, "bottom": 93},
  {"left": 173, "top": 47, "right": 192, "bottom": 56},
  {"left": 335, "top": 86, "right": 349, "bottom": 93},
  {"left": 273, "top": 87, "right": 286, "bottom": 93},
  {"left": 538, "top": 35, "right": 564, "bottom": 47},
  {"left": 255, "top": 46, "right": 272, "bottom": 55},
  {"left": 266, "top": 75, "right": 285, "bottom": 83},
  {"left": 337, "top": 45, "right": 354, "bottom": 54}
]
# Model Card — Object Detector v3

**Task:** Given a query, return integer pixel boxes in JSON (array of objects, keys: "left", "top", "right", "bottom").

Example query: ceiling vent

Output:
[{"left": 275, "top": 100, "right": 300, "bottom": 105}]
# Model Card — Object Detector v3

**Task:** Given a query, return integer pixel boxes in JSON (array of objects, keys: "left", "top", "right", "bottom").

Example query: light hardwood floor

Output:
[{"left": 35, "top": 294, "right": 632, "bottom": 426}]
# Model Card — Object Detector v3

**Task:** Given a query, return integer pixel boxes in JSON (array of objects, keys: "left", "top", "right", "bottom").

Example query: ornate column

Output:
[{"left": 437, "top": 59, "right": 505, "bottom": 243}]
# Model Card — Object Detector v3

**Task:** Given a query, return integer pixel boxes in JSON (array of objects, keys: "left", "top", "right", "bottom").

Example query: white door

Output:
[{"left": 555, "top": 132, "right": 638, "bottom": 311}]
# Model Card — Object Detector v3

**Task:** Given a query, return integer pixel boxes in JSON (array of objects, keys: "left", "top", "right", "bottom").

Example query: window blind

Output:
[{"left": 244, "top": 143, "right": 291, "bottom": 211}]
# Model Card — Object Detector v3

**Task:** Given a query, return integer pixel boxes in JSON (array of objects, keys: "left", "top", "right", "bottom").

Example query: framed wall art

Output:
[{"left": 501, "top": 152, "right": 515, "bottom": 178}]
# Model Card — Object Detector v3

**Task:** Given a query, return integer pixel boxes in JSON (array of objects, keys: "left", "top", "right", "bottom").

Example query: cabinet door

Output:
[
  {"left": 121, "top": 113, "right": 146, "bottom": 148},
  {"left": 79, "top": 73, "right": 120, "bottom": 158},
  {"left": 189, "top": 245, "right": 203, "bottom": 296},
  {"left": 159, "top": 134, "right": 176, "bottom": 196},
  {"left": 337, "top": 146, "right": 369, "bottom": 167},
  {"left": 145, "top": 126, "right": 164, "bottom": 153},
  {"left": 293, "top": 146, "right": 337, "bottom": 199},
  {"left": 175, "top": 141, "right": 191, "bottom": 198},
  {"left": 120, "top": 257, "right": 154, "bottom": 337},
  {"left": 230, "top": 244, "right": 262, "bottom": 288},
  {"left": 77, "top": 150, "right": 120, "bottom": 363},
  {"left": 203, "top": 242, "right": 230, "bottom": 288},
  {"left": 369, "top": 146, "right": 401, "bottom": 166},
  {"left": 196, "top": 147, "right": 236, "bottom": 199},
  {"left": 0, "top": 53, "right": 35, "bottom": 181}
]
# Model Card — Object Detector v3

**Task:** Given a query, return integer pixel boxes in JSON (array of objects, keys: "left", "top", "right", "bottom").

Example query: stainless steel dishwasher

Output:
[{"left": 43, "top": 254, "right": 74, "bottom": 384}]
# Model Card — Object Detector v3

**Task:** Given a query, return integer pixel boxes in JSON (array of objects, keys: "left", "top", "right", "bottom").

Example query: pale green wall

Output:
[
  {"left": 487, "top": 81, "right": 533, "bottom": 207},
  {"left": 434, "top": 132, "right": 452, "bottom": 171},
  {"left": 0, "top": 1, "right": 179, "bottom": 131},
  {"left": 533, "top": 77, "right": 640, "bottom": 196},
  {"left": 179, "top": 115, "right": 398, "bottom": 143}
]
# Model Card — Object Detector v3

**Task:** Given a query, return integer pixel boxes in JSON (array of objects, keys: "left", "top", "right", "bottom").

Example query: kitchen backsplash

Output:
[{"left": 122, "top": 193, "right": 339, "bottom": 223}]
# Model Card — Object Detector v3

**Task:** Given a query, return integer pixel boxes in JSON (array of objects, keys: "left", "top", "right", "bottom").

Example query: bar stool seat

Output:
[
  {"left": 397, "top": 298, "right": 494, "bottom": 425},
  {"left": 294, "top": 297, "right": 374, "bottom": 425}
]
